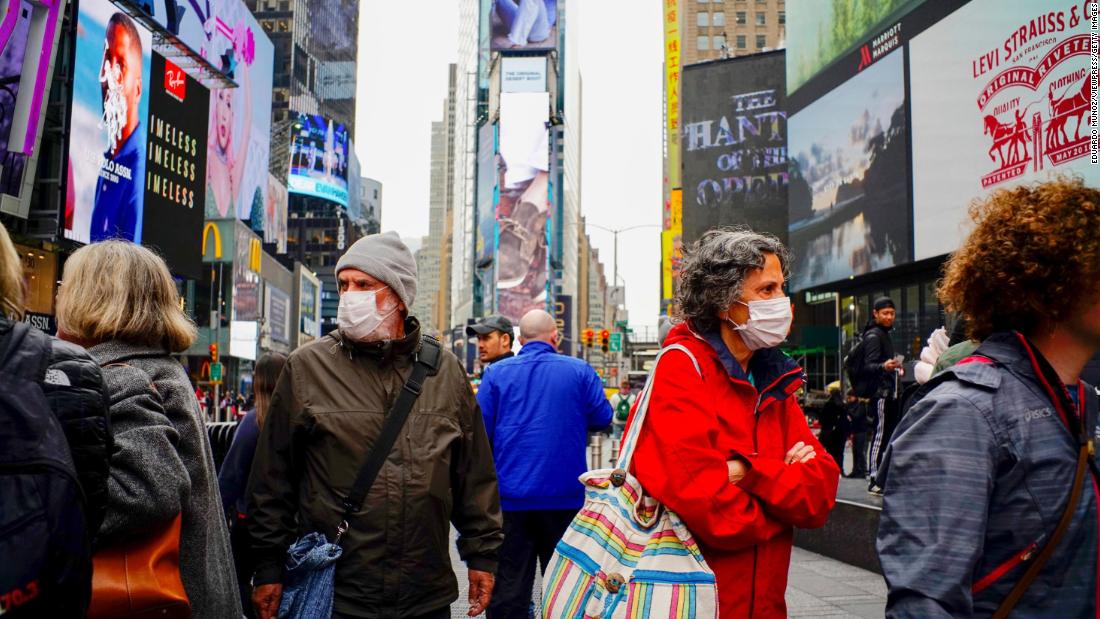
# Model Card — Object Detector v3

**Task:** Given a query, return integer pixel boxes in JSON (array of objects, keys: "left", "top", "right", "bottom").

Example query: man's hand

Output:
[
  {"left": 883, "top": 359, "right": 902, "bottom": 371},
  {"left": 784, "top": 441, "right": 816, "bottom": 465},
  {"left": 726, "top": 459, "right": 748, "bottom": 484},
  {"left": 252, "top": 583, "right": 283, "bottom": 619},
  {"left": 468, "top": 569, "right": 495, "bottom": 616}
]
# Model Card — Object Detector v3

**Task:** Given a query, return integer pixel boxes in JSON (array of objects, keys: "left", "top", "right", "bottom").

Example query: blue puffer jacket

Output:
[
  {"left": 476, "top": 341, "right": 612, "bottom": 511},
  {"left": 877, "top": 331, "right": 1098, "bottom": 618}
]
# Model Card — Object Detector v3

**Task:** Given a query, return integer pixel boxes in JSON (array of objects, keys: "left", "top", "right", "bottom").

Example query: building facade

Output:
[{"left": 682, "top": 0, "right": 786, "bottom": 65}]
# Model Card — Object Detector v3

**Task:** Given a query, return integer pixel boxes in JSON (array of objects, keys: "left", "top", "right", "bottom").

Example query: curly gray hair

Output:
[{"left": 675, "top": 227, "right": 791, "bottom": 333}]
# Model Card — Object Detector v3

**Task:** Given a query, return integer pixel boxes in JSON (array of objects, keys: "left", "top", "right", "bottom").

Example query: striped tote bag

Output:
[{"left": 542, "top": 344, "right": 718, "bottom": 618}]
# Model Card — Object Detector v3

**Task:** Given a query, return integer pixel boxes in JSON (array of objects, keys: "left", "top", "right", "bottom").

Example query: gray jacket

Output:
[
  {"left": 877, "top": 332, "right": 1098, "bottom": 617},
  {"left": 91, "top": 341, "right": 241, "bottom": 619}
]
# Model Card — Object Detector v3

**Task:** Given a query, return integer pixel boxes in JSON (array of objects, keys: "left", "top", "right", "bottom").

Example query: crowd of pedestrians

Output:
[{"left": 1, "top": 175, "right": 1098, "bottom": 619}]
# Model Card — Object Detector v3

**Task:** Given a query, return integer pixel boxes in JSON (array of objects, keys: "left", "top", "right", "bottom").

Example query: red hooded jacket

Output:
[{"left": 627, "top": 323, "right": 839, "bottom": 618}]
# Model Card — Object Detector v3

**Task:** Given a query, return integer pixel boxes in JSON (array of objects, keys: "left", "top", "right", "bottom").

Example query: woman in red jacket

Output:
[{"left": 629, "top": 228, "right": 839, "bottom": 618}]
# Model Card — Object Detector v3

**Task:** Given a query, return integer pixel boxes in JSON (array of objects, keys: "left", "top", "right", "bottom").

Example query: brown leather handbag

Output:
[{"left": 87, "top": 513, "right": 192, "bottom": 619}]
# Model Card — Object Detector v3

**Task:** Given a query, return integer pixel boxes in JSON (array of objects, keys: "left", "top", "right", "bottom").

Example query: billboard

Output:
[
  {"left": 681, "top": 52, "right": 788, "bottom": 247},
  {"left": 664, "top": 0, "right": 681, "bottom": 190},
  {"left": 501, "top": 57, "right": 546, "bottom": 93},
  {"left": 661, "top": 189, "right": 683, "bottom": 301},
  {"left": 786, "top": 0, "right": 926, "bottom": 94},
  {"left": 265, "top": 285, "right": 291, "bottom": 345},
  {"left": 205, "top": 7, "right": 274, "bottom": 226},
  {"left": 497, "top": 92, "right": 550, "bottom": 322},
  {"left": 232, "top": 224, "right": 260, "bottom": 321},
  {"left": 287, "top": 112, "right": 350, "bottom": 206},
  {"left": 490, "top": 0, "right": 557, "bottom": 52},
  {"left": 65, "top": 0, "right": 152, "bottom": 245},
  {"left": 476, "top": 122, "right": 497, "bottom": 285},
  {"left": 265, "top": 173, "right": 288, "bottom": 253},
  {"left": 788, "top": 48, "right": 910, "bottom": 291},
  {"left": 299, "top": 272, "right": 320, "bottom": 339},
  {"left": 143, "top": 53, "right": 208, "bottom": 278},
  {"left": 129, "top": 0, "right": 253, "bottom": 79},
  {"left": 910, "top": 0, "right": 1100, "bottom": 260}
]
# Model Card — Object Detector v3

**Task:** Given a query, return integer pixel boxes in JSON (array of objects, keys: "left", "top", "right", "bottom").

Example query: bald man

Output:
[{"left": 476, "top": 309, "right": 612, "bottom": 618}]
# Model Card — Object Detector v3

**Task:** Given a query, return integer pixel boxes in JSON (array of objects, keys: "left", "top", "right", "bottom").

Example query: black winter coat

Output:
[{"left": 857, "top": 324, "right": 896, "bottom": 398}]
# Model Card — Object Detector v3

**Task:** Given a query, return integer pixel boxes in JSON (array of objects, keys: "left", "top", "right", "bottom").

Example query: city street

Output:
[{"left": 448, "top": 540, "right": 886, "bottom": 618}]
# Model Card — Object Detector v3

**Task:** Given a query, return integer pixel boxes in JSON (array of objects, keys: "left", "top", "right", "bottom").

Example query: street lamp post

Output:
[{"left": 585, "top": 223, "right": 661, "bottom": 325}]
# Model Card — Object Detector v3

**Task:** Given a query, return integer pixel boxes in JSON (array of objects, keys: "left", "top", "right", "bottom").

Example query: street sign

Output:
[
  {"left": 210, "top": 362, "right": 223, "bottom": 383},
  {"left": 609, "top": 333, "right": 622, "bottom": 352}
]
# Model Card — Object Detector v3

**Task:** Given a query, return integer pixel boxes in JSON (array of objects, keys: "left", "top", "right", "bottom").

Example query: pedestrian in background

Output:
[
  {"left": 630, "top": 228, "right": 839, "bottom": 618},
  {"left": 609, "top": 379, "right": 636, "bottom": 440},
  {"left": 468, "top": 314, "right": 515, "bottom": 370},
  {"left": 248, "top": 232, "right": 502, "bottom": 619},
  {"left": 878, "top": 178, "right": 1100, "bottom": 616},
  {"left": 817, "top": 384, "right": 850, "bottom": 473},
  {"left": 476, "top": 309, "right": 612, "bottom": 618},
  {"left": 218, "top": 351, "right": 287, "bottom": 618},
  {"left": 853, "top": 296, "right": 902, "bottom": 495},
  {"left": 846, "top": 389, "right": 870, "bottom": 479},
  {"left": 56, "top": 240, "right": 241, "bottom": 617}
]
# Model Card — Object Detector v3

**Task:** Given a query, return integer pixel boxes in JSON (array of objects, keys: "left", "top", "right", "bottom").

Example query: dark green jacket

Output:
[{"left": 248, "top": 318, "right": 503, "bottom": 617}]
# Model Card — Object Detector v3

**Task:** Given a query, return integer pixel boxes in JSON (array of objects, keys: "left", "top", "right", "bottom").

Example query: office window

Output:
[
  {"left": 713, "top": 11, "right": 725, "bottom": 26},
  {"left": 779, "top": 11, "right": 786, "bottom": 25},
  {"left": 697, "top": 12, "right": 709, "bottom": 27},
  {"left": 698, "top": 0, "right": 709, "bottom": 3},
  {"left": 697, "top": 35, "right": 710, "bottom": 50},
  {"left": 714, "top": 35, "right": 726, "bottom": 50},
  {"left": 756, "top": 34, "right": 767, "bottom": 48},
  {"left": 756, "top": 12, "right": 766, "bottom": 25},
  {"left": 736, "top": 34, "right": 746, "bottom": 48},
  {"left": 736, "top": 11, "right": 746, "bottom": 24}
]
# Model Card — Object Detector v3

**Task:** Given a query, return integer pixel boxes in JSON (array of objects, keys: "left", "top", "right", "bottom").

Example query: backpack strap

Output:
[{"left": 335, "top": 335, "right": 442, "bottom": 544}]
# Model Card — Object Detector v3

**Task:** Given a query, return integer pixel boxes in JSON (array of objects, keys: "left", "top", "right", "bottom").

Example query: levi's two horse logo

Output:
[{"left": 975, "top": 8, "right": 1093, "bottom": 189}]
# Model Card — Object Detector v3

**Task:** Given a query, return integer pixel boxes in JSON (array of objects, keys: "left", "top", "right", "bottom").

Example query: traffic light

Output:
[
  {"left": 209, "top": 343, "right": 218, "bottom": 363},
  {"left": 600, "top": 329, "right": 610, "bottom": 353},
  {"left": 583, "top": 328, "right": 595, "bottom": 347}
]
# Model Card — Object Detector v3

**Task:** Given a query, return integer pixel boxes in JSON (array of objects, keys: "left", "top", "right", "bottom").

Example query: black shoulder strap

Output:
[{"left": 335, "top": 336, "right": 443, "bottom": 543}]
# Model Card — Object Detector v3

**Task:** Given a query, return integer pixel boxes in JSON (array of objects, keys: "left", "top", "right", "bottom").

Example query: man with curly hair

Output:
[{"left": 876, "top": 177, "right": 1100, "bottom": 617}]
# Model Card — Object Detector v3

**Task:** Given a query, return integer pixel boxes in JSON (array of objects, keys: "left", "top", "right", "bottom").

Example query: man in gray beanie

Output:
[{"left": 249, "top": 232, "right": 504, "bottom": 619}]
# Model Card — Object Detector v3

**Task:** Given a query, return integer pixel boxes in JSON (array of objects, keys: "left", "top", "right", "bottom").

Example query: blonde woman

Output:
[
  {"left": 0, "top": 222, "right": 111, "bottom": 618},
  {"left": 56, "top": 240, "right": 241, "bottom": 618}
]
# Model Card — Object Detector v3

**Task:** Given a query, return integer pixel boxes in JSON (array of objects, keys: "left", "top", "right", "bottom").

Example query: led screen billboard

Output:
[
  {"left": 910, "top": 0, "right": 1100, "bottom": 261},
  {"left": 232, "top": 224, "right": 260, "bottom": 321},
  {"left": 788, "top": 48, "right": 910, "bottom": 291},
  {"left": 786, "top": 0, "right": 926, "bottom": 94},
  {"left": 501, "top": 57, "right": 546, "bottom": 93},
  {"left": 288, "top": 112, "right": 350, "bottom": 206},
  {"left": 476, "top": 122, "right": 497, "bottom": 283},
  {"left": 65, "top": 0, "right": 152, "bottom": 245},
  {"left": 130, "top": 0, "right": 255, "bottom": 79},
  {"left": 497, "top": 92, "right": 549, "bottom": 322},
  {"left": 681, "top": 52, "right": 788, "bottom": 247},
  {"left": 205, "top": 6, "right": 274, "bottom": 228},
  {"left": 143, "top": 53, "right": 208, "bottom": 278},
  {"left": 490, "top": 0, "right": 557, "bottom": 52},
  {"left": 0, "top": 0, "right": 32, "bottom": 153},
  {"left": 265, "top": 173, "right": 288, "bottom": 254}
]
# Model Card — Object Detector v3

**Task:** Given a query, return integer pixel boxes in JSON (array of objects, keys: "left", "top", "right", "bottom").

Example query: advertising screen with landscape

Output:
[
  {"left": 288, "top": 112, "right": 350, "bottom": 206},
  {"left": 681, "top": 52, "right": 788, "bottom": 247},
  {"left": 909, "top": 0, "right": 1100, "bottom": 260},
  {"left": 787, "top": 48, "right": 910, "bottom": 291}
]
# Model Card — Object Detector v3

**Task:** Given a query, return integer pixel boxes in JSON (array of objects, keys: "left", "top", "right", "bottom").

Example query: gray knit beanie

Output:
[{"left": 335, "top": 232, "right": 418, "bottom": 308}]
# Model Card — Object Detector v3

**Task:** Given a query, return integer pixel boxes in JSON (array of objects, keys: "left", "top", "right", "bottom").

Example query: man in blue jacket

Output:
[{"left": 476, "top": 309, "right": 612, "bottom": 618}]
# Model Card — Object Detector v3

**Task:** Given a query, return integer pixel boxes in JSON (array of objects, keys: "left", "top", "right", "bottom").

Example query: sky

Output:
[{"left": 356, "top": 0, "right": 664, "bottom": 328}]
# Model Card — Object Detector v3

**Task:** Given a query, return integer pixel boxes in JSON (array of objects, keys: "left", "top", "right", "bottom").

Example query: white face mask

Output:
[
  {"left": 337, "top": 289, "right": 398, "bottom": 343},
  {"left": 726, "top": 296, "right": 792, "bottom": 351}
]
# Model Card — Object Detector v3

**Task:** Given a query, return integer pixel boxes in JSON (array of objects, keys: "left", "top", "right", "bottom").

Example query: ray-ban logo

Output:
[{"left": 164, "top": 60, "right": 186, "bottom": 102}]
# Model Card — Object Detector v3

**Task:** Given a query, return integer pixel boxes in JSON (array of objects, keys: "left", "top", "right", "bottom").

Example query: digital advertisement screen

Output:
[
  {"left": 910, "top": 0, "right": 1100, "bottom": 261},
  {"left": 476, "top": 122, "right": 497, "bottom": 280},
  {"left": 681, "top": 52, "right": 788, "bottom": 248},
  {"left": 265, "top": 285, "right": 291, "bottom": 345},
  {"left": 288, "top": 112, "right": 349, "bottom": 206},
  {"left": 65, "top": 0, "right": 152, "bottom": 245},
  {"left": 496, "top": 92, "right": 550, "bottom": 322},
  {"left": 0, "top": 0, "right": 32, "bottom": 153},
  {"left": 265, "top": 173, "right": 288, "bottom": 254},
  {"left": 490, "top": 0, "right": 557, "bottom": 52},
  {"left": 130, "top": 0, "right": 255, "bottom": 81},
  {"left": 299, "top": 273, "right": 320, "bottom": 338},
  {"left": 205, "top": 6, "right": 274, "bottom": 227},
  {"left": 142, "top": 53, "right": 208, "bottom": 279},
  {"left": 788, "top": 48, "right": 910, "bottom": 291},
  {"left": 232, "top": 224, "right": 260, "bottom": 321},
  {"left": 786, "top": 0, "right": 926, "bottom": 95}
]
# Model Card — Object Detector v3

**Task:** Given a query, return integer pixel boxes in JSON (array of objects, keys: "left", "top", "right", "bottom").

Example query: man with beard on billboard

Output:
[
  {"left": 89, "top": 13, "right": 145, "bottom": 243},
  {"left": 497, "top": 109, "right": 549, "bottom": 322}
]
